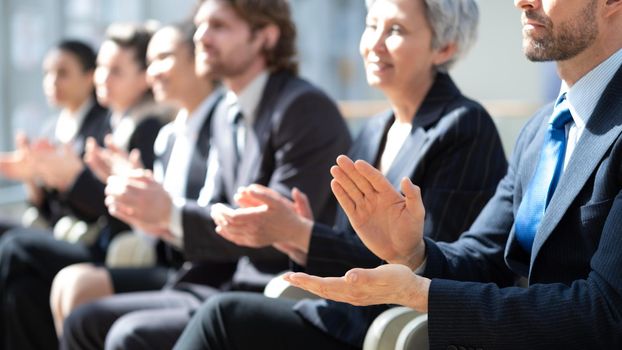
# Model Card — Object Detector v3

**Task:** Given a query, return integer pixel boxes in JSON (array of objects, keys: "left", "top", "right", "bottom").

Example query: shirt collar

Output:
[
  {"left": 561, "top": 48, "right": 622, "bottom": 130},
  {"left": 174, "top": 92, "right": 220, "bottom": 137},
  {"left": 224, "top": 70, "right": 269, "bottom": 124},
  {"left": 55, "top": 97, "right": 94, "bottom": 143}
]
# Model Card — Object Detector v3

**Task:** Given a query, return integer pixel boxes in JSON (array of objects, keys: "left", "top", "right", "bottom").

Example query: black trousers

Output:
[
  {"left": 0, "top": 228, "right": 171, "bottom": 350},
  {"left": 61, "top": 287, "right": 216, "bottom": 350},
  {"left": 0, "top": 229, "right": 94, "bottom": 350},
  {"left": 174, "top": 292, "right": 359, "bottom": 350}
]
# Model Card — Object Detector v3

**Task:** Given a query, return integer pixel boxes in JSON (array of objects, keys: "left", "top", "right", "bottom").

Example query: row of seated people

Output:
[{"left": 1, "top": 0, "right": 621, "bottom": 349}]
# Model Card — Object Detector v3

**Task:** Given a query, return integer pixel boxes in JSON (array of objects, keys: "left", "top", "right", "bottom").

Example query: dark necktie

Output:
[
  {"left": 230, "top": 107, "right": 245, "bottom": 176},
  {"left": 515, "top": 93, "right": 573, "bottom": 253}
]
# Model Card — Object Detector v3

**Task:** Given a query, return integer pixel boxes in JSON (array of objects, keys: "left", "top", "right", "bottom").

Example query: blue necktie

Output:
[{"left": 515, "top": 94, "right": 573, "bottom": 253}]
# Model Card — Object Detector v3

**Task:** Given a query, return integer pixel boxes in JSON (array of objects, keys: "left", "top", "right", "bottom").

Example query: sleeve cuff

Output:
[{"left": 169, "top": 196, "right": 186, "bottom": 241}]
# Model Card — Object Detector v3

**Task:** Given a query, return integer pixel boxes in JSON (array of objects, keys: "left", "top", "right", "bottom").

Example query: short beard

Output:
[{"left": 523, "top": 0, "right": 598, "bottom": 62}]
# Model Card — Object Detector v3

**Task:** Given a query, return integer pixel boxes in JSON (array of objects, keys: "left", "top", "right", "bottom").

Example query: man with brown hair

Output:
[{"left": 60, "top": 0, "right": 351, "bottom": 349}]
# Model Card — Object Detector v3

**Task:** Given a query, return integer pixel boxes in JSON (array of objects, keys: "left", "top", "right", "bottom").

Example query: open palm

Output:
[{"left": 330, "top": 156, "right": 426, "bottom": 268}]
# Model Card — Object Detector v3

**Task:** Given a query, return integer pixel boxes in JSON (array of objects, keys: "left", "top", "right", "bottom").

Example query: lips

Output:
[{"left": 366, "top": 57, "right": 392, "bottom": 72}]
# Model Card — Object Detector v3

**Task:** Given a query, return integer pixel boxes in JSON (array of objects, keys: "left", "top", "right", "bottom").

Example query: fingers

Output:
[
  {"left": 285, "top": 272, "right": 349, "bottom": 300},
  {"left": 292, "top": 187, "right": 313, "bottom": 220},
  {"left": 354, "top": 159, "right": 395, "bottom": 194},
  {"left": 332, "top": 156, "right": 374, "bottom": 199},
  {"left": 331, "top": 179, "right": 356, "bottom": 214},
  {"left": 245, "top": 184, "right": 285, "bottom": 207}
]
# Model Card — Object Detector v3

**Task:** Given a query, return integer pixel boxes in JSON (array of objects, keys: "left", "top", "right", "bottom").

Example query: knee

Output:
[
  {"left": 51, "top": 264, "right": 112, "bottom": 319},
  {"left": 105, "top": 314, "right": 153, "bottom": 350},
  {"left": 63, "top": 301, "right": 112, "bottom": 348}
]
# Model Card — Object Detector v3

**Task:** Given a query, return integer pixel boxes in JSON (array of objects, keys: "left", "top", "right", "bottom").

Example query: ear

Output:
[
  {"left": 261, "top": 24, "right": 280, "bottom": 50},
  {"left": 604, "top": 0, "right": 622, "bottom": 18},
  {"left": 432, "top": 42, "right": 458, "bottom": 68}
]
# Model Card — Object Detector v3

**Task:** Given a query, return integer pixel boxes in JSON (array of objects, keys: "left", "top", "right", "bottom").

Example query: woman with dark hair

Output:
[
  {"left": 0, "top": 39, "right": 108, "bottom": 233},
  {"left": 0, "top": 23, "right": 171, "bottom": 350}
]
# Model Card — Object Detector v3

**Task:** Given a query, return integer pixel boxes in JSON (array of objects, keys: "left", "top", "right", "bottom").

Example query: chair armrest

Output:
[
  {"left": 263, "top": 273, "right": 320, "bottom": 300},
  {"left": 363, "top": 307, "right": 426, "bottom": 350},
  {"left": 105, "top": 231, "right": 157, "bottom": 268},
  {"left": 395, "top": 313, "right": 428, "bottom": 350},
  {"left": 21, "top": 206, "right": 49, "bottom": 229}
]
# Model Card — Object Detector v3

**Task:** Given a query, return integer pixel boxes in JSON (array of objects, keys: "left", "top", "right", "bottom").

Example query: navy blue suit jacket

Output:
[
  {"left": 422, "top": 65, "right": 622, "bottom": 349},
  {"left": 294, "top": 74, "right": 508, "bottom": 347}
]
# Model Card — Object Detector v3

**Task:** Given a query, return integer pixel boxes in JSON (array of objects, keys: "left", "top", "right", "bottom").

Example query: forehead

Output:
[
  {"left": 97, "top": 40, "right": 136, "bottom": 66},
  {"left": 147, "top": 28, "right": 184, "bottom": 58},
  {"left": 195, "top": 0, "right": 243, "bottom": 24}
]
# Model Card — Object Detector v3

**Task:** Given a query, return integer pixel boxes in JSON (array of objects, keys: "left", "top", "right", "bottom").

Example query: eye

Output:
[
  {"left": 389, "top": 25, "right": 402, "bottom": 35},
  {"left": 365, "top": 23, "right": 377, "bottom": 31}
]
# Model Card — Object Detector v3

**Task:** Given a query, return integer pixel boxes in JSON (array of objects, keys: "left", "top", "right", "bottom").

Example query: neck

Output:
[
  {"left": 182, "top": 82, "right": 214, "bottom": 117},
  {"left": 64, "top": 97, "right": 89, "bottom": 115},
  {"left": 384, "top": 72, "right": 435, "bottom": 124},
  {"left": 223, "top": 59, "right": 266, "bottom": 94}
]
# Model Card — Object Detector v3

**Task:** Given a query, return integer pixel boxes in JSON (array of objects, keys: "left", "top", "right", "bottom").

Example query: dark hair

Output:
[
  {"left": 105, "top": 23, "right": 157, "bottom": 71},
  {"left": 199, "top": 0, "right": 298, "bottom": 75},
  {"left": 168, "top": 20, "right": 197, "bottom": 55},
  {"left": 56, "top": 40, "right": 97, "bottom": 72}
]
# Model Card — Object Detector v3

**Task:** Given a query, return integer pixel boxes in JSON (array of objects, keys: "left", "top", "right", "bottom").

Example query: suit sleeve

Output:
[
  {"left": 424, "top": 190, "right": 622, "bottom": 350},
  {"left": 303, "top": 104, "right": 508, "bottom": 277},
  {"left": 129, "top": 117, "right": 164, "bottom": 170},
  {"left": 181, "top": 88, "right": 351, "bottom": 263}
]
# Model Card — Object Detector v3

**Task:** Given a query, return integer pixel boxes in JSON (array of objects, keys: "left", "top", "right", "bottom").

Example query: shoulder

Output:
[{"left": 269, "top": 72, "right": 338, "bottom": 112}]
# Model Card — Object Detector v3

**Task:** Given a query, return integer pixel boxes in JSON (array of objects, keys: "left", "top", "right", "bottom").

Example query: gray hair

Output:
[{"left": 365, "top": 0, "right": 479, "bottom": 72}]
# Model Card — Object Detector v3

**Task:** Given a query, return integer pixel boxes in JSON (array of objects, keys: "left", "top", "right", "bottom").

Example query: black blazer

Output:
[
  {"left": 294, "top": 73, "right": 508, "bottom": 347},
  {"left": 66, "top": 97, "right": 167, "bottom": 259},
  {"left": 181, "top": 70, "right": 352, "bottom": 291},
  {"left": 35, "top": 101, "right": 109, "bottom": 226},
  {"left": 152, "top": 92, "right": 223, "bottom": 270},
  {"left": 418, "top": 64, "right": 622, "bottom": 349}
]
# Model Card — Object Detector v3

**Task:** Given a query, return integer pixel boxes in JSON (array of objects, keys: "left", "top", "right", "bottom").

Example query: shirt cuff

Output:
[
  {"left": 168, "top": 197, "right": 186, "bottom": 247},
  {"left": 413, "top": 258, "right": 427, "bottom": 275}
]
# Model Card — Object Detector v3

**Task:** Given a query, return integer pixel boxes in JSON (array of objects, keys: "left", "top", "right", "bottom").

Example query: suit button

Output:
[{"left": 447, "top": 346, "right": 458, "bottom": 350}]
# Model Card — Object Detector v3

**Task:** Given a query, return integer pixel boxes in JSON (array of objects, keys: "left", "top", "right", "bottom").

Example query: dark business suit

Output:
[
  {"left": 172, "top": 74, "right": 508, "bottom": 349},
  {"left": 61, "top": 70, "right": 352, "bottom": 350},
  {"left": 419, "top": 64, "right": 622, "bottom": 349},
  {"left": 105, "top": 92, "right": 238, "bottom": 293},
  {"left": 0, "top": 97, "right": 166, "bottom": 350}
]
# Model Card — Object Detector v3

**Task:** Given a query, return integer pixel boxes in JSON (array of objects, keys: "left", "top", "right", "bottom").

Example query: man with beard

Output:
[{"left": 181, "top": 0, "right": 622, "bottom": 349}]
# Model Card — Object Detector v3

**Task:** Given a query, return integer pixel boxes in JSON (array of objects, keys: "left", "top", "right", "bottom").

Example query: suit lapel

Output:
[
  {"left": 385, "top": 73, "right": 460, "bottom": 187},
  {"left": 531, "top": 66, "right": 622, "bottom": 267},
  {"left": 234, "top": 73, "right": 283, "bottom": 189},
  {"left": 185, "top": 104, "right": 216, "bottom": 199}
]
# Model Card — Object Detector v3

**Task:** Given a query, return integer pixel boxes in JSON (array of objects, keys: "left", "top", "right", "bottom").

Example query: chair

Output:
[{"left": 363, "top": 307, "right": 428, "bottom": 350}]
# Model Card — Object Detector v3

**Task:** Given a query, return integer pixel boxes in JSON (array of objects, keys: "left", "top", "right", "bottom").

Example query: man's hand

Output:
[
  {"left": 284, "top": 264, "right": 430, "bottom": 312},
  {"left": 210, "top": 185, "right": 313, "bottom": 252},
  {"left": 330, "top": 155, "right": 426, "bottom": 269},
  {"left": 105, "top": 171, "right": 173, "bottom": 238}
]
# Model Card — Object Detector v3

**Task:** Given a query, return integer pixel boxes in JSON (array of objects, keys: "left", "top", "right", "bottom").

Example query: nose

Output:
[
  {"left": 146, "top": 61, "right": 161, "bottom": 81},
  {"left": 193, "top": 23, "right": 210, "bottom": 47},
  {"left": 362, "top": 27, "right": 387, "bottom": 56},
  {"left": 514, "top": 0, "right": 539, "bottom": 10}
]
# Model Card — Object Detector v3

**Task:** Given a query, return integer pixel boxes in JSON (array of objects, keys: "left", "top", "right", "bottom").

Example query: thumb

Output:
[
  {"left": 292, "top": 187, "right": 313, "bottom": 220},
  {"left": 401, "top": 178, "right": 423, "bottom": 211},
  {"left": 129, "top": 149, "right": 143, "bottom": 169}
]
